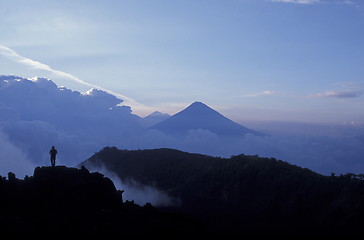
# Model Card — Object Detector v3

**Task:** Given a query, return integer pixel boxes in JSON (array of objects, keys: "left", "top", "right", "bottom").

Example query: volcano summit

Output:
[{"left": 150, "top": 101, "right": 263, "bottom": 137}]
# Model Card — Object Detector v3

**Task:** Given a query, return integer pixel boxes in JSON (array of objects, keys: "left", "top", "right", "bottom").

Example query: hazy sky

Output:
[{"left": 1, "top": 0, "right": 364, "bottom": 124}]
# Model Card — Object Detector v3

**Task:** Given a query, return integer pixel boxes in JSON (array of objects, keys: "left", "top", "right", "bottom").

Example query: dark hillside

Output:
[
  {"left": 3, "top": 149, "right": 364, "bottom": 235},
  {"left": 0, "top": 166, "right": 201, "bottom": 234},
  {"left": 83, "top": 147, "right": 364, "bottom": 234}
]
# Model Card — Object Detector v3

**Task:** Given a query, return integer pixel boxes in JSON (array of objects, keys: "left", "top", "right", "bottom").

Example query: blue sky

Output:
[{"left": 1, "top": 0, "right": 364, "bottom": 124}]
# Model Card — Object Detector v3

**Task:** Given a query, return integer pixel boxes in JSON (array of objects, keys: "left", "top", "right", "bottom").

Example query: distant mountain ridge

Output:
[
  {"left": 141, "top": 111, "right": 171, "bottom": 128},
  {"left": 150, "top": 101, "right": 263, "bottom": 137}
]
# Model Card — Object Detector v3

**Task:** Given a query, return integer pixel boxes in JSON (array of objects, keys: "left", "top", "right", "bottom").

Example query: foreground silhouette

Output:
[
  {"left": 0, "top": 166, "right": 200, "bottom": 234},
  {"left": 4, "top": 150, "right": 364, "bottom": 235}
]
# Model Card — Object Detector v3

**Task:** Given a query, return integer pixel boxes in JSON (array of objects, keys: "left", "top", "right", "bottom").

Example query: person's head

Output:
[{"left": 52, "top": 146, "right": 55, "bottom": 149}]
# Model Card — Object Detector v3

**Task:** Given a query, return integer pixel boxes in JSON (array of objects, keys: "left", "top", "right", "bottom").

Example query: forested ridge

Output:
[{"left": 84, "top": 147, "right": 364, "bottom": 234}]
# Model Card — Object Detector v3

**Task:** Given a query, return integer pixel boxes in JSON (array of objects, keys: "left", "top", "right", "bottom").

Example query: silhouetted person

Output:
[{"left": 49, "top": 146, "right": 57, "bottom": 167}]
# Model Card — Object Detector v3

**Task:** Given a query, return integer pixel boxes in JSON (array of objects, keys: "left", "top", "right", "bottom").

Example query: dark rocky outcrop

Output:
[{"left": 0, "top": 166, "right": 202, "bottom": 234}]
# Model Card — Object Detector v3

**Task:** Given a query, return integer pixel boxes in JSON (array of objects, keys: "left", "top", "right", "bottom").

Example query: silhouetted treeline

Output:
[{"left": 84, "top": 147, "right": 364, "bottom": 235}]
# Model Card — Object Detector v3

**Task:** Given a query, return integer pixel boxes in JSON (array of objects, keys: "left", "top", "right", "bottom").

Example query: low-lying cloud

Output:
[
  {"left": 85, "top": 163, "right": 176, "bottom": 207},
  {"left": 136, "top": 129, "right": 364, "bottom": 175},
  {"left": 0, "top": 129, "right": 35, "bottom": 178}
]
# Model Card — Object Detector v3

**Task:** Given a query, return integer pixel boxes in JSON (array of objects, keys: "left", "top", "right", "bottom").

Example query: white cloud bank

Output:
[
  {"left": 0, "top": 76, "right": 143, "bottom": 168},
  {"left": 0, "top": 44, "right": 148, "bottom": 114},
  {"left": 0, "top": 129, "right": 35, "bottom": 178}
]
